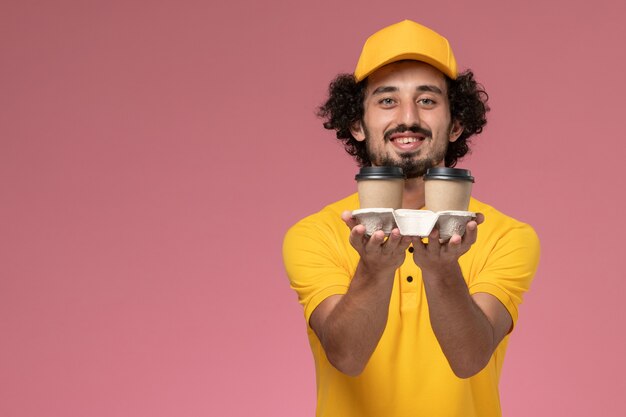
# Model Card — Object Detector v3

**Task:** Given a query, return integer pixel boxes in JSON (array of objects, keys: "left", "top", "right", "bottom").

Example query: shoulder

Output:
[
  {"left": 469, "top": 197, "right": 541, "bottom": 266},
  {"left": 284, "top": 193, "right": 359, "bottom": 243},
  {"left": 470, "top": 198, "right": 539, "bottom": 241},
  {"left": 282, "top": 194, "right": 359, "bottom": 267}
]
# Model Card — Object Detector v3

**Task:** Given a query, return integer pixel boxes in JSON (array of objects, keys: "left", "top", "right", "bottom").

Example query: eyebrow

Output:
[
  {"left": 371, "top": 86, "right": 398, "bottom": 95},
  {"left": 370, "top": 84, "right": 444, "bottom": 96},
  {"left": 417, "top": 85, "right": 444, "bottom": 95}
]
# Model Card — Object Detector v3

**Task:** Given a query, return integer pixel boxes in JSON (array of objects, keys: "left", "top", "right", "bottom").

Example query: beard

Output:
[
  {"left": 378, "top": 152, "right": 441, "bottom": 179},
  {"left": 363, "top": 123, "right": 449, "bottom": 179}
]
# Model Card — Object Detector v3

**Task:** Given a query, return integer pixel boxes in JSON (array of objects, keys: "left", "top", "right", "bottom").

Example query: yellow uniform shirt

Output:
[{"left": 283, "top": 194, "right": 540, "bottom": 417}]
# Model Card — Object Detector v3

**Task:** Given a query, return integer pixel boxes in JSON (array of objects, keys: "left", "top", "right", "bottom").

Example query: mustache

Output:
[{"left": 383, "top": 124, "right": 432, "bottom": 142}]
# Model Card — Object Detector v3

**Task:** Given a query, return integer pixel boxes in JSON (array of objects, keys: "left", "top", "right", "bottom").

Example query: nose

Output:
[{"left": 400, "top": 100, "right": 421, "bottom": 126}]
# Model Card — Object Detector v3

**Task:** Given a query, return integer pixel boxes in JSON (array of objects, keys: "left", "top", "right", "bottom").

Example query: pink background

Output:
[{"left": 2, "top": 0, "right": 625, "bottom": 416}]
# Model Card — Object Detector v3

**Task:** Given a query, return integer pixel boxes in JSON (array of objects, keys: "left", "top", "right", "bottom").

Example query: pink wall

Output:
[{"left": 2, "top": 0, "right": 625, "bottom": 415}]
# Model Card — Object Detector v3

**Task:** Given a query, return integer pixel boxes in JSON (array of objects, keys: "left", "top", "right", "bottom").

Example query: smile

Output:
[
  {"left": 389, "top": 135, "right": 426, "bottom": 152},
  {"left": 393, "top": 137, "right": 422, "bottom": 144}
]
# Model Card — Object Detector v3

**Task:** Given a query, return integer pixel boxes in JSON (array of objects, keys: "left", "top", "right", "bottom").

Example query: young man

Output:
[{"left": 283, "top": 20, "right": 540, "bottom": 417}]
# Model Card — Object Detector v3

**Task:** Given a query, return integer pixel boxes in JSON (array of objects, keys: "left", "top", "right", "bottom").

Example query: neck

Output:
[{"left": 402, "top": 177, "right": 426, "bottom": 209}]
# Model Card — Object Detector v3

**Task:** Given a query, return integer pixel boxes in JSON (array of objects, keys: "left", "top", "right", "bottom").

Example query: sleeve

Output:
[
  {"left": 468, "top": 222, "right": 541, "bottom": 328},
  {"left": 282, "top": 217, "right": 354, "bottom": 324}
]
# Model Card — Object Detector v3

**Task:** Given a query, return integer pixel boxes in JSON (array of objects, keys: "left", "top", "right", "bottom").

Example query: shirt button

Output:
[
  {"left": 406, "top": 276, "right": 413, "bottom": 283},
  {"left": 408, "top": 247, "right": 414, "bottom": 253}
]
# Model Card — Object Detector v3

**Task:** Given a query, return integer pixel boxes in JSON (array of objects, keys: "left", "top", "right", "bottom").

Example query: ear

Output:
[
  {"left": 449, "top": 120, "right": 463, "bottom": 143},
  {"left": 350, "top": 120, "right": 366, "bottom": 142}
]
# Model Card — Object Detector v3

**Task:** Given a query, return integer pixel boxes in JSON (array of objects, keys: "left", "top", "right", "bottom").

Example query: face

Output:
[{"left": 351, "top": 61, "right": 462, "bottom": 178}]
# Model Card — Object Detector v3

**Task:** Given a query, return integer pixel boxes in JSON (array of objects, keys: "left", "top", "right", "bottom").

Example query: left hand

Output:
[{"left": 411, "top": 213, "right": 484, "bottom": 271}]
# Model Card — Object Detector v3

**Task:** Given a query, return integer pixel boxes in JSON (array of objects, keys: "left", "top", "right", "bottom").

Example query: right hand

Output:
[{"left": 342, "top": 211, "right": 412, "bottom": 275}]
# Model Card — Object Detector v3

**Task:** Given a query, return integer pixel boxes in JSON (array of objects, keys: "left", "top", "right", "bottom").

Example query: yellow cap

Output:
[{"left": 354, "top": 20, "right": 458, "bottom": 82}]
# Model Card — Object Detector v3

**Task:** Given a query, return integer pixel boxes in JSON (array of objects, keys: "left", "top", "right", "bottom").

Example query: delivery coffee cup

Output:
[
  {"left": 423, "top": 167, "right": 474, "bottom": 212},
  {"left": 355, "top": 166, "right": 405, "bottom": 209}
]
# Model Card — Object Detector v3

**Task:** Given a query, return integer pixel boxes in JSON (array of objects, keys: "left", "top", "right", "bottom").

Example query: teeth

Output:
[{"left": 397, "top": 137, "right": 418, "bottom": 144}]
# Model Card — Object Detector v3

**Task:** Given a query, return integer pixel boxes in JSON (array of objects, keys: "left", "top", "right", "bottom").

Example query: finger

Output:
[
  {"left": 342, "top": 210, "right": 359, "bottom": 229},
  {"left": 475, "top": 212, "right": 485, "bottom": 225},
  {"left": 365, "top": 230, "right": 386, "bottom": 251},
  {"left": 349, "top": 224, "right": 368, "bottom": 250},
  {"left": 463, "top": 220, "right": 479, "bottom": 246},
  {"left": 450, "top": 220, "right": 478, "bottom": 255},
  {"left": 427, "top": 228, "right": 442, "bottom": 253},
  {"left": 448, "top": 233, "right": 463, "bottom": 247},
  {"left": 382, "top": 229, "right": 409, "bottom": 253},
  {"left": 381, "top": 230, "right": 398, "bottom": 255},
  {"left": 400, "top": 235, "right": 413, "bottom": 250},
  {"left": 385, "top": 227, "right": 400, "bottom": 243}
]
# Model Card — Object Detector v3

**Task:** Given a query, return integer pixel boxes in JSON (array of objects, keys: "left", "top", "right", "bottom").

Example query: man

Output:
[{"left": 283, "top": 20, "right": 540, "bottom": 417}]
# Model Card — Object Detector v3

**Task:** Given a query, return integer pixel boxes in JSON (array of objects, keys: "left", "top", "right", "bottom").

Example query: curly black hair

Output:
[{"left": 317, "top": 69, "right": 489, "bottom": 168}]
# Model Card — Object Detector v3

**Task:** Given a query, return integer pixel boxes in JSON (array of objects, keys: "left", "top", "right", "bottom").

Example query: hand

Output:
[
  {"left": 411, "top": 213, "right": 485, "bottom": 273},
  {"left": 342, "top": 211, "right": 412, "bottom": 275}
]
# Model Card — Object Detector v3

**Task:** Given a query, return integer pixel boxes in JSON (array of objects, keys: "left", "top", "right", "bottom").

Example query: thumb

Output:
[{"left": 342, "top": 210, "right": 359, "bottom": 229}]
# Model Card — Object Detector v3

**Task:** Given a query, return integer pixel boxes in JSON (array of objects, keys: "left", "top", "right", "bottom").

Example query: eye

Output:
[
  {"left": 378, "top": 97, "right": 396, "bottom": 106},
  {"left": 418, "top": 98, "right": 436, "bottom": 106}
]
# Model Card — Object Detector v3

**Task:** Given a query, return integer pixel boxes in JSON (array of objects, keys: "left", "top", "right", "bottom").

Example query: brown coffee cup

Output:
[
  {"left": 355, "top": 166, "right": 405, "bottom": 209},
  {"left": 423, "top": 167, "right": 474, "bottom": 212}
]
